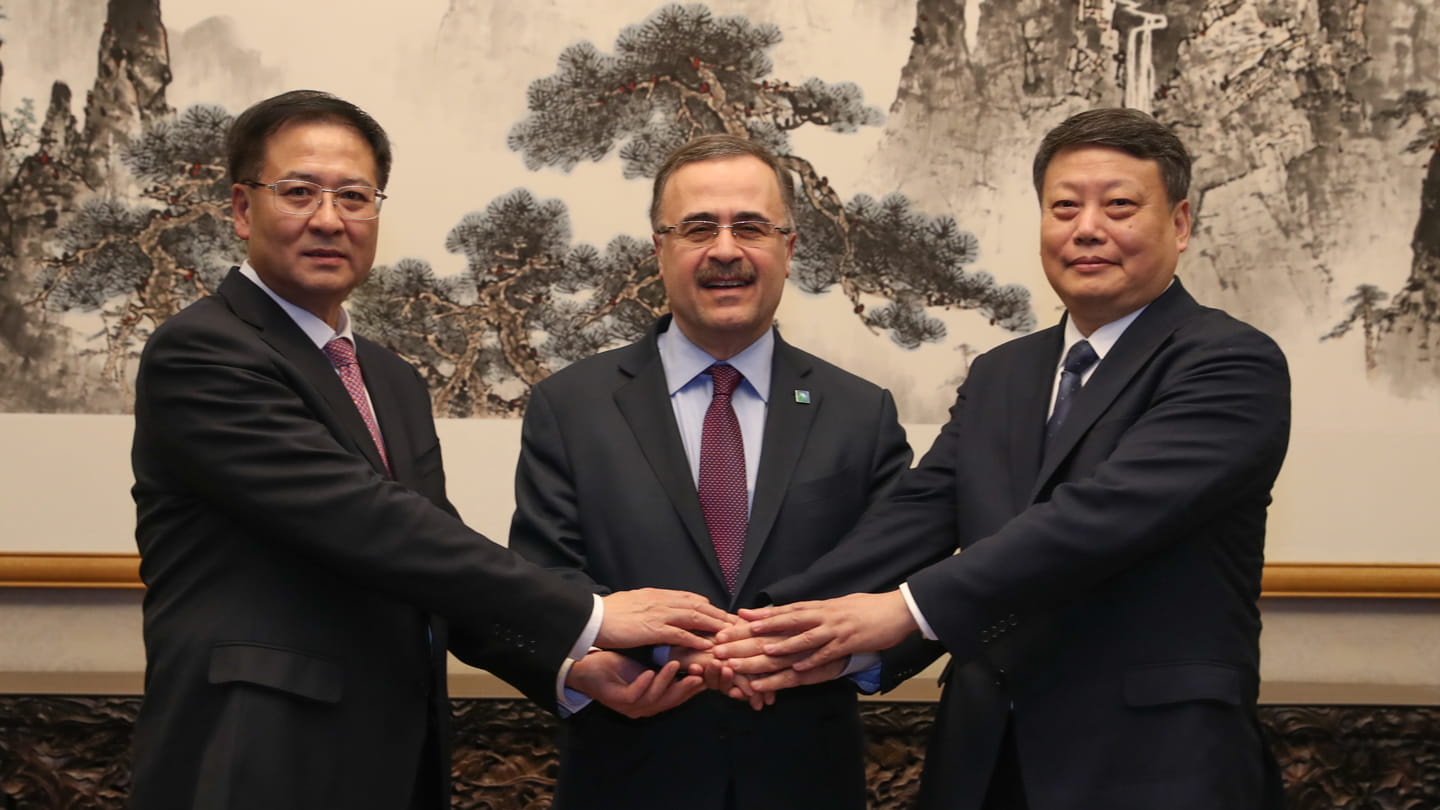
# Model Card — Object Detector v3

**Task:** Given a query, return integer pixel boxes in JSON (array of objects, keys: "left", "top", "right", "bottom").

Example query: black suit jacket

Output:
[
  {"left": 767, "top": 281, "right": 1290, "bottom": 810},
  {"left": 128, "top": 269, "right": 593, "bottom": 810},
  {"left": 510, "top": 316, "right": 912, "bottom": 810}
]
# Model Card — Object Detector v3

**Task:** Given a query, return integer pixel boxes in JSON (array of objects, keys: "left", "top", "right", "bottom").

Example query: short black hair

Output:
[
  {"left": 1032, "top": 108, "right": 1191, "bottom": 205},
  {"left": 226, "top": 89, "right": 393, "bottom": 188},
  {"left": 649, "top": 134, "right": 796, "bottom": 231}
]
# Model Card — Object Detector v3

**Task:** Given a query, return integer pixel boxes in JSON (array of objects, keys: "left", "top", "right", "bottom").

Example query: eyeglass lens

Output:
[
  {"left": 271, "top": 180, "right": 381, "bottom": 219},
  {"left": 674, "top": 221, "right": 781, "bottom": 244}
]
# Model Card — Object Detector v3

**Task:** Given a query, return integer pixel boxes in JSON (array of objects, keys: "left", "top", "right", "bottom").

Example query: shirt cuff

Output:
[
  {"left": 557, "top": 654, "right": 596, "bottom": 717},
  {"left": 843, "top": 652, "right": 882, "bottom": 694},
  {"left": 899, "top": 582, "right": 938, "bottom": 641},
  {"left": 556, "top": 594, "right": 606, "bottom": 714}
]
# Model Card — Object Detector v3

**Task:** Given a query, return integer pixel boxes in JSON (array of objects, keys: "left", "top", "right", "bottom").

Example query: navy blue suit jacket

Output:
[{"left": 767, "top": 280, "right": 1290, "bottom": 810}]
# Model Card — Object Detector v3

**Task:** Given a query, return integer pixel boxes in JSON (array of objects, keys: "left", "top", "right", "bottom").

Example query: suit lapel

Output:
[
  {"left": 218, "top": 269, "right": 391, "bottom": 477},
  {"left": 733, "top": 335, "right": 816, "bottom": 596},
  {"left": 1031, "top": 281, "right": 1200, "bottom": 498},
  {"left": 355, "top": 339, "right": 409, "bottom": 482},
  {"left": 613, "top": 321, "right": 723, "bottom": 588},
  {"left": 1007, "top": 326, "right": 1064, "bottom": 511}
]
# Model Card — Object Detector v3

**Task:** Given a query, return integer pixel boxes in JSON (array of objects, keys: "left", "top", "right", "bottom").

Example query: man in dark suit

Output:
[
  {"left": 715, "top": 108, "right": 1291, "bottom": 810},
  {"left": 508, "top": 134, "right": 912, "bottom": 810},
  {"left": 128, "top": 90, "right": 729, "bottom": 810}
]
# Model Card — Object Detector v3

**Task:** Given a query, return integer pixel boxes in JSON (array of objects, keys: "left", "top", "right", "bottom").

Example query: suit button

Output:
[{"left": 994, "top": 667, "right": 1008, "bottom": 688}]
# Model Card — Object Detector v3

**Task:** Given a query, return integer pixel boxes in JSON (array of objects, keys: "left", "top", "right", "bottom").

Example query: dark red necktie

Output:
[
  {"left": 323, "top": 337, "right": 390, "bottom": 473},
  {"left": 698, "top": 364, "right": 746, "bottom": 592}
]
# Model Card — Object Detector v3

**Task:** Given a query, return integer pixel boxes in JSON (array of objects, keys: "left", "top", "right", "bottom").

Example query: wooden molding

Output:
[
  {"left": 1260, "top": 562, "right": 1440, "bottom": 599},
  {"left": 0, "top": 553, "right": 143, "bottom": 589},
  {"left": 1, "top": 554, "right": 1438, "bottom": 598}
]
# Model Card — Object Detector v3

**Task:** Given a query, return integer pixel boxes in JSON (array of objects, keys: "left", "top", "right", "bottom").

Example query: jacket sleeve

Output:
[{"left": 133, "top": 314, "right": 594, "bottom": 701}]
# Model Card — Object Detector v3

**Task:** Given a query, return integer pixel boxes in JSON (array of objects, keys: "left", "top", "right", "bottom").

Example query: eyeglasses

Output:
[
  {"left": 655, "top": 220, "right": 793, "bottom": 246},
  {"left": 243, "top": 179, "right": 387, "bottom": 221}
]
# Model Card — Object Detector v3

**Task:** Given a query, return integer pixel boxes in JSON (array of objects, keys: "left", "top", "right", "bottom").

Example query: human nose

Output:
[
  {"left": 1071, "top": 204, "right": 1105, "bottom": 244},
  {"left": 706, "top": 225, "right": 744, "bottom": 262},
  {"left": 306, "top": 191, "right": 345, "bottom": 232}
]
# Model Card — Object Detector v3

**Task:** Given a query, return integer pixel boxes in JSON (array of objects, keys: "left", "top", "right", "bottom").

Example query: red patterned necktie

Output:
[
  {"left": 323, "top": 337, "right": 390, "bottom": 473},
  {"left": 698, "top": 364, "right": 747, "bottom": 592}
]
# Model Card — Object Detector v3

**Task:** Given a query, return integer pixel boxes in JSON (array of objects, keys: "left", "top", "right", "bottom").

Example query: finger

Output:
[
  {"left": 737, "top": 601, "right": 819, "bottom": 621},
  {"left": 759, "top": 626, "right": 835, "bottom": 657},
  {"left": 638, "top": 661, "right": 682, "bottom": 702},
  {"left": 719, "top": 643, "right": 813, "bottom": 673},
  {"left": 655, "top": 594, "right": 732, "bottom": 623},
  {"left": 712, "top": 637, "right": 773, "bottom": 659},
  {"left": 657, "top": 621, "right": 723, "bottom": 650},
  {"left": 710, "top": 635, "right": 768, "bottom": 660},
  {"left": 670, "top": 608, "right": 732, "bottom": 636},
  {"left": 713, "top": 620, "right": 756, "bottom": 644},
  {"left": 728, "top": 668, "right": 755, "bottom": 698},
  {"left": 616, "top": 667, "right": 658, "bottom": 701},
  {"left": 649, "top": 661, "right": 704, "bottom": 707},
  {"left": 789, "top": 641, "right": 849, "bottom": 672},
  {"left": 748, "top": 668, "right": 806, "bottom": 692},
  {"left": 731, "top": 672, "right": 765, "bottom": 711},
  {"left": 746, "top": 610, "right": 826, "bottom": 638},
  {"left": 709, "top": 659, "right": 735, "bottom": 694}
]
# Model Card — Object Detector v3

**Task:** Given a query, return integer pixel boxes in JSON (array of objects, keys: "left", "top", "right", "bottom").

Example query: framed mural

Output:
[{"left": 0, "top": 0, "right": 1436, "bottom": 595}]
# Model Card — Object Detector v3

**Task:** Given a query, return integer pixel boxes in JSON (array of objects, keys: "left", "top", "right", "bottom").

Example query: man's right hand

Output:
[{"left": 598, "top": 588, "right": 733, "bottom": 650}]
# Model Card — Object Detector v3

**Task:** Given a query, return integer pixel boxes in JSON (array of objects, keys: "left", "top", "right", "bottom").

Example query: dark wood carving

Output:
[{"left": 1, "top": 697, "right": 1436, "bottom": 809}]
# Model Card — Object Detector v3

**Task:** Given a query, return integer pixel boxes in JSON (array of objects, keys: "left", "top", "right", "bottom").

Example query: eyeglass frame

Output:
[
  {"left": 241, "top": 179, "right": 389, "bottom": 221},
  {"left": 654, "top": 220, "right": 795, "bottom": 245}
]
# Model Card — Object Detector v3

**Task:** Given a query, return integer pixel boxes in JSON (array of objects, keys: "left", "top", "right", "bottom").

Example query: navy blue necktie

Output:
[{"left": 1046, "top": 340, "right": 1099, "bottom": 444}]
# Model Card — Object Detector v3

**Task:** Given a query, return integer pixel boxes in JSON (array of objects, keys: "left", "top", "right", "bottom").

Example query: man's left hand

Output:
[{"left": 566, "top": 651, "right": 705, "bottom": 719}]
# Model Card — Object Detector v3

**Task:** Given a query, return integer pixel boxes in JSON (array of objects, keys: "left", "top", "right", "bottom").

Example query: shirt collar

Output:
[
  {"left": 239, "top": 261, "right": 354, "bottom": 350},
  {"left": 657, "top": 320, "right": 774, "bottom": 403},
  {"left": 1059, "top": 279, "right": 1173, "bottom": 365}
]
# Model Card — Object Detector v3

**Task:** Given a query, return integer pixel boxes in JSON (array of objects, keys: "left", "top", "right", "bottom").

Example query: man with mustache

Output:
[
  {"left": 509, "top": 134, "right": 912, "bottom": 810},
  {"left": 715, "top": 108, "right": 1291, "bottom": 810},
  {"left": 128, "top": 90, "right": 730, "bottom": 810}
]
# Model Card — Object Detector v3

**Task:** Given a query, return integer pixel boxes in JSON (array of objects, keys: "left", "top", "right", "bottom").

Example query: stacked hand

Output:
[
  {"left": 566, "top": 651, "right": 705, "bottom": 719},
  {"left": 712, "top": 591, "right": 917, "bottom": 692},
  {"left": 575, "top": 589, "right": 915, "bottom": 717},
  {"left": 597, "top": 587, "right": 733, "bottom": 649}
]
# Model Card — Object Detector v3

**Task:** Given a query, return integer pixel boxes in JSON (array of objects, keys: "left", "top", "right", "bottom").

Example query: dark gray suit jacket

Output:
[
  {"left": 129, "top": 269, "right": 593, "bottom": 810},
  {"left": 510, "top": 315, "right": 912, "bottom": 810},
  {"left": 767, "top": 280, "right": 1290, "bottom": 810}
]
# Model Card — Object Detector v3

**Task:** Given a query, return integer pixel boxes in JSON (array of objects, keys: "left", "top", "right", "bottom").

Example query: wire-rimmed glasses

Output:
[
  {"left": 656, "top": 220, "right": 793, "bottom": 246},
  {"left": 243, "top": 179, "right": 387, "bottom": 221}
]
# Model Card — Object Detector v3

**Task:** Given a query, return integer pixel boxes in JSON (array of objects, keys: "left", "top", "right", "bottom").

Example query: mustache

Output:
[{"left": 695, "top": 263, "right": 757, "bottom": 285}]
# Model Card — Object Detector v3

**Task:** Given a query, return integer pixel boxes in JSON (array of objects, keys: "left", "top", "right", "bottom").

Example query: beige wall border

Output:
[{"left": 1, "top": 554, "right": 1438, "bottom": 598}]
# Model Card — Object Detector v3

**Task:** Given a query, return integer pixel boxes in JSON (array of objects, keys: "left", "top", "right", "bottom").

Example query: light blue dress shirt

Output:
[{"left": 656, "top": 322, "right": 774, "bottom": 506}]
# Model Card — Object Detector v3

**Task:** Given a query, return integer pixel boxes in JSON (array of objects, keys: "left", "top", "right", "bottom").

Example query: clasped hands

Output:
[{"left": 568, "top": 589, "right": 917, "bottom": 719}]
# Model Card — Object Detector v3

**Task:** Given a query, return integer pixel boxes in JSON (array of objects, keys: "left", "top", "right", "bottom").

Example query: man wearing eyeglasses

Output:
[
  {"left": 508, "top": 134, "right": 913, "bottom": 810},
  {"left": 127, "top": 91, "right": 733, "bottom": 810}
]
